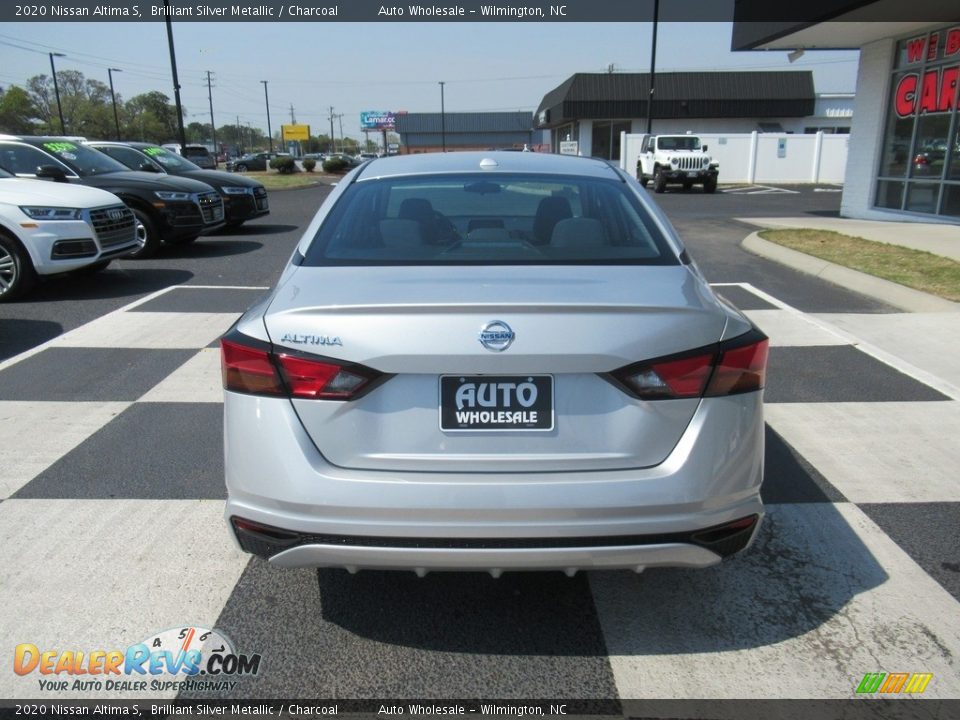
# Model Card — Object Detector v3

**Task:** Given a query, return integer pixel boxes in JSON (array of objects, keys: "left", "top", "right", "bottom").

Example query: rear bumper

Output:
[{"left": 224, "top": 390, "right": 765, "bottom": 573}]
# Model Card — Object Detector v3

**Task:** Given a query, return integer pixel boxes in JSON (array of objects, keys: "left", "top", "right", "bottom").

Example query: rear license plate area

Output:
[{"left": 440, "top": 375, "right": 553, "bottom": 432}]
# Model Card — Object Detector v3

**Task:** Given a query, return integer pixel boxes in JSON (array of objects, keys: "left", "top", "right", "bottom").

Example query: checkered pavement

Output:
[{"left": 0, "top": 283, "right": 957, "bottom": 702}]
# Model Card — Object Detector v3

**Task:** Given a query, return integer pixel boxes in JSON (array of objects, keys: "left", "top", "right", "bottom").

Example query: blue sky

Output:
[{"left": 0, "top": 21, "right": 859, "bottom": 139}]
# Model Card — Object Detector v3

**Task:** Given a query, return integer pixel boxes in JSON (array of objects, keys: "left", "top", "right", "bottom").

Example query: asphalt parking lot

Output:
[{"left": 1, "top": 181, "right": 958, "bottom": 714}]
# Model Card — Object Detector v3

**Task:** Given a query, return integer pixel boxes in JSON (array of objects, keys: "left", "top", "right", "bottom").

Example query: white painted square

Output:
[
  {"left": 742, "top": 310, "right": 848, "bottom": 347},
  {"left": 0, "top": 401, "right": 129, "bottom": 498},
  {"left": 139, "top": 348, "right": 224, "bottom": 403},
  {"left": 0, "top": 499, "right": 249, "bottom": 699},
  {"left": 591, "top": 503, "right": 960, "bottom": 699},
  {"left": 52, "top": 312, "right": 237, "bottom": 349},
  {"left": 765, "top": 402, "right": 960, "bottom": 503}
]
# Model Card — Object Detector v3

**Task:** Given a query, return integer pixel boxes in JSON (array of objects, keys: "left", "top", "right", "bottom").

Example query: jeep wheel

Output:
[
  {"left": 704, "top": 177, "right": 718, "bottom": 194},
  {"left": 126, "top": 208, "right": 162, "bottom": 259},
  {"left": 653, "top": 167, "right": 666, "bottom": 193},
  {"left": 0, "top": 232, "right": 37, "bottom": 302},
  {"left": 639, "top": 176, "right": 649, "bottom": 189}
]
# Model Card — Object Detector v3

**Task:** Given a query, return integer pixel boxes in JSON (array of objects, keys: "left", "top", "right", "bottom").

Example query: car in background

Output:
[
  {"left": 0, "top": 135, "right": 224, "bottom": 258},
  {"left": 0, "top": 166, "right": 139, "bottom": 301},
  {"left": 88, "top": 141, "right": 269, "bottom": 229},
  {"left": 222, "top": 152, "right": 768, "bottom": 575},
  {"left": 182, "top": 145, "right": 217, "bottom": 170},
  {"left": 226, "top": 152, "right": 289, "bottom": 173}
]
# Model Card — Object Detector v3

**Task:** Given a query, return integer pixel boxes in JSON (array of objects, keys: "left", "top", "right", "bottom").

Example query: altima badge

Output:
[
  {"left": 280, "top": 333, "right": 343, "bottom": 347},
  {"left": 478, "top": 321, "right": 514, "bottom": 352}
]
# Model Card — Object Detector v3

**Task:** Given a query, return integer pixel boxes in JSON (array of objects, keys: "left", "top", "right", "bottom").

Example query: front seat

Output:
[{"left": 532, "top": 196, "right": 572, "bottom": 245}]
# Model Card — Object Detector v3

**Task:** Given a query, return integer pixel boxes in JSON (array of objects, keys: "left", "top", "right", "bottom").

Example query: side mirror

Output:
[
  {"left": 701, "top": 145, "right": 708, "bottom": 152},
  {"left": 138, "top": 162, "right": 160, "bottom": 173},
  {"left": 36, "top": 165, "right": 68, "bottom": 183}
]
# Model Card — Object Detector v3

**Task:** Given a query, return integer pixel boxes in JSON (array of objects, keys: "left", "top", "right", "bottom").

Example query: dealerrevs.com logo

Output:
[{"left": 14, "top": 626, "right": 262, "bottom": 693}]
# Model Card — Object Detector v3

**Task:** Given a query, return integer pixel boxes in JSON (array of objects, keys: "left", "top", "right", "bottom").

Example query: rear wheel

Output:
[
  {"left": 704, "top": 177, "right": 718, "bottom": 194},
  {"left": 126, "top": 208, "right": 162, "bottom": 259},
  {"left": 639, "top": 176, "right": 649, "bottom": 188},
  {"left": 653, "top": 167, "right": 666, "bottom": 193},
  {"left": 0, "top": 232, "right": 37, "bottom": 302},
  {"left": 235, "top": 164, "right": 248, "bottom": 172}
]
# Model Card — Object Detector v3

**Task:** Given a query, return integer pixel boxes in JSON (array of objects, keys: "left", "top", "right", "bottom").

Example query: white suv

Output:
[{"left": 0, "top": 167, "right": 140, "bottom": 301}]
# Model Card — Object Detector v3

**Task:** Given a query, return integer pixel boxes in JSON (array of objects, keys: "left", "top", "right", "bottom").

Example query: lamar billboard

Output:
[{"left": 360, "top": 111, "right": 397, "bottom": 130}]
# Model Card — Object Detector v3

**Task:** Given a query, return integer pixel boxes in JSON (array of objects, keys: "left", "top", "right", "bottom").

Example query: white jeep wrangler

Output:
[{"left": 636, "top": 134, "right": 719, "bottom": 193}]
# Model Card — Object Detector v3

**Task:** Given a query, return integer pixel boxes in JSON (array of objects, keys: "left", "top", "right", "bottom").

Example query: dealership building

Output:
[
  {"left": 734, "top": 6, "right": 960, "bottom": 222},
  {"left": 395, "top": 112, "right": 537, "bottom": 154},
  {"left": 532, "top": 70, "right": 850, "bottom": 160}
]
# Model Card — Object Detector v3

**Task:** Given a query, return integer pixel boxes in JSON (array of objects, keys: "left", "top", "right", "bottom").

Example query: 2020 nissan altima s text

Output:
[{"left": 221, "top": 152, "right": 768, "bottom": 576}]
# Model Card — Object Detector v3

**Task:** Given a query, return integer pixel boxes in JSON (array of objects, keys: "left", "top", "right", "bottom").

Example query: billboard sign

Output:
[
  {"left": 281, "top": 124, "right": 310, "bottom": 141},
  {"left": 360, "top": 111, "right": 396, "bottom": 130}
]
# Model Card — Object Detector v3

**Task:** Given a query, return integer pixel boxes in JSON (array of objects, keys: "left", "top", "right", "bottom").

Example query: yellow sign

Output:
[{"left": 281, "top": 124, "right": 310, "bottom": 141}]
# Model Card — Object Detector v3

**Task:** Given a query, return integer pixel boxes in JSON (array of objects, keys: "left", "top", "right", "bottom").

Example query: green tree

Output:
[
  {"left": 25, "top": 71, "right": 117, "bottom": 137},
  {"left": 123, "top": 91, "right": 183, "bottom": 143},
  {"left": 0, "top": 85, "right": 39, "bottom": 134}
]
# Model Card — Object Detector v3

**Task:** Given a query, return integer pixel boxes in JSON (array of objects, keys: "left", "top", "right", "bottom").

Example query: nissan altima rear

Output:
[{"left": 221, "top": 152, "right": 767, "bottom": 575}]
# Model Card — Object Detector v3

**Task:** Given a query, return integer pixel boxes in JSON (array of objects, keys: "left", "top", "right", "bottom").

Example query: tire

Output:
[
  {"left": 126, "top": 208, "right": 162, "bottom": 259},
  {"left": 704, "top": 177, "right": 718, "bottom": 194},
  {"left": 639, "top": 176, "right": 649, "bottom": 188},
  {"left": 164, "top": 235, "right": 199, "bottom": 246},
  {"left": 235, "top": 164, "right": 248, "bottom": 172},
  {"left": 653, "top": 167, "right": 666, "bottom": 193},
  {"left": 0, "top": 232, "right": 37, "bottom": 302}
]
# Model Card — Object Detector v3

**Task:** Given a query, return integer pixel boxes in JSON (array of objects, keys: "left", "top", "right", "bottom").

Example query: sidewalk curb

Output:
[{"left": 741, "top": 232, "right": 960, "bottom": 313}]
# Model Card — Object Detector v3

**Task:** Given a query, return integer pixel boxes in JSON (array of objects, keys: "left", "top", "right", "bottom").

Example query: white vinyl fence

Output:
[{"left": 620, "top": 131, "right": 849, "bottom": 185}]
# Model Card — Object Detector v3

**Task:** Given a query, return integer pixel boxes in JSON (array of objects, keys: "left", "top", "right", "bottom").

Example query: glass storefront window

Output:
[{"left": 876, "top": 24, "right": 960, "bottom": 219}]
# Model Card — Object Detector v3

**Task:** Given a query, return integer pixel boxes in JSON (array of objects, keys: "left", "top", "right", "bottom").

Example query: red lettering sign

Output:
[
  {"left": 946, "top": 28, "right": 960, "bottom": 57},
  {"left": 927, "top": 33, "right": 940, "bottom": 61},
  {"left": 906, "top": 37, "right": 926, "bottom": 63},
  {"left": 940, "top": 66, "right": 959, "bottom": 112},
  {"left": 894, "top": 67, "right": 960, "bottom": 116},
  {"left": 896, "top": 74, "right": 919, "bottom": 117}
]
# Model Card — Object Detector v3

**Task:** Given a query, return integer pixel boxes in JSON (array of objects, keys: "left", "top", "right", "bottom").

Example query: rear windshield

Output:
[
  {"left": 142, "top": 146, "right": 201, "bottom": 171},
  {"left": 35, "top": 140, "right": 128, "bottom": 177},
  {"left": 184, "top": 146, "right": 211, "bottom": 157},
  {"left": 301, "top": 173, "right": 678, "bottom": 266}
]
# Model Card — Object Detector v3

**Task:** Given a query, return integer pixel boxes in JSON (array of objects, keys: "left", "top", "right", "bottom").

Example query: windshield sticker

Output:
[
  {"left": 43, "top": 142, "right": 77, "bottom": 153},
  {"left": 143, "top": 147, "right": 167, "bottom": 156}
]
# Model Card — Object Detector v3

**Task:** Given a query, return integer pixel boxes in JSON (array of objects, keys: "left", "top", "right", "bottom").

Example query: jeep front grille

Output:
[
  {"left": 675, "top": 156, "right": 702, "bottom": 171},
  {"left": 89, "top": 205, "right": 137, "bottom": 248}
]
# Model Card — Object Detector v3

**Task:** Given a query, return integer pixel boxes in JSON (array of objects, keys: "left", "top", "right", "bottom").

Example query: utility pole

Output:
[
  {"left": 439, "top": 81, "right": 446, "bottom": 152},
  {"left": 260, "top": 80, "right": 273, "bottom": 152},
  {"left": 337, "top": 113, "right": 344, "bottom": 154},
  {"left": 236, "top": 115, "right": 241, "bottom": 154},
  {"left": 206, "top": 70, "right": 217, "bottom": 156},
  {"left": 163, "top": 0, "right": 187, "bottom": 151},
  {"left": 107, "top": 67, "right": 122, "bottom": 140},
  {"left": 328, "top": 106, "right": 336, "bottom": 153},
  {"left": 289, "top": 103, "right": 296, "bottom": 124},
  {"left": 49, "top": 52, "right": 66, "bottom": 134},
  {"left": 646, "top": 0, "right": 659, "bottom": 136}
]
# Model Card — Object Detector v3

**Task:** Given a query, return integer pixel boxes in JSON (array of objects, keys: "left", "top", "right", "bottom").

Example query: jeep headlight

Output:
[
  {"left": 154, "top": 191, "right": 191, "bottom": 201},
  {"left": 670, "top": 157, "right": 678, "bottom": 166},
  {"left": 703, "top": 157, "right": 710, "bottom": 168},
  {"left": 19, "top": 206, "right": 82, "bottom": 220}
]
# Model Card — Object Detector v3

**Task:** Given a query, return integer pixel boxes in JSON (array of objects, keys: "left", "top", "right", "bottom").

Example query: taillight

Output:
[
  {"left": 220, "top": 330, "right": 383, "bottom": 400},
  {"left": 607, "top": 328, "right": 768, "bottom": 400},
  {"left": 913, "top": 154, "right": 928, "bottom": 165}
]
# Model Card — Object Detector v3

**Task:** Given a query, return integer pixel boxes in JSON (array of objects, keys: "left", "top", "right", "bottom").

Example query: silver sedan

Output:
[{"left": 221, "top": 151, "right": 768, "bottom": 576}]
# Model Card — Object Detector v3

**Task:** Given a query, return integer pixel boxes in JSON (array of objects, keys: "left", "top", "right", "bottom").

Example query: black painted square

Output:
[
  {"left": 765, "top": 346, "right": 949, "bottom": 403},
  {"left": 0, "top": 347, "right": 195, "bottom": 402},
  {"left": 762, "top": 425, "right": 847, "bottom": 504},
  {"left": 15, "top": 403, "right": 225, "bottom": 500}
]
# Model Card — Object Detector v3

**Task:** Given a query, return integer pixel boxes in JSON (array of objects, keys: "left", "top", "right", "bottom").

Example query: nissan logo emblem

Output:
[{"left": 478, "top": 321, "right": 515, "bottom": 352}]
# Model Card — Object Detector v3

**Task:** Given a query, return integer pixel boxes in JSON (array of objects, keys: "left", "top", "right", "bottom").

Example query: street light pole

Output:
[
  {"left": 261, "top": 81, "right": 273, "bottom": 153},
  {"left": 206, "top": 70, "right": 217, "bottom": 157},
  {"left": 439, "top": 81, "right": 446, "bottom": 153},
  {"left": 49, "top": 52, "right": 66, "bottom": 134},
  {"left": 107, "top": 67, "right": 122, "bottom": 140}
]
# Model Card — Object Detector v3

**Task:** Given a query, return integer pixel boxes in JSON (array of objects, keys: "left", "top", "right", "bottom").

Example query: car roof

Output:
[{"left": 355, "top": 151, "right": 622, "bottom": 181}]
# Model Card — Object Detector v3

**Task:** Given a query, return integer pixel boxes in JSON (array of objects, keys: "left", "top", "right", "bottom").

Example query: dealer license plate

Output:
[{"left": 439, "top": 375, "right": 554, "bottom": 432}]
